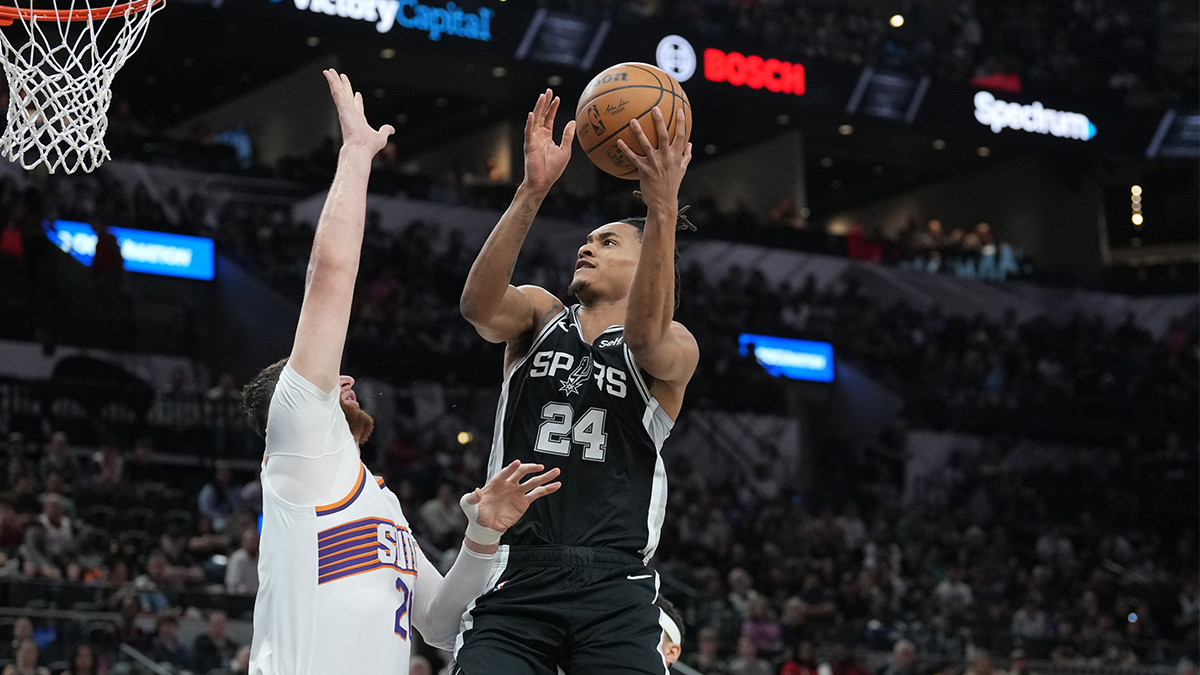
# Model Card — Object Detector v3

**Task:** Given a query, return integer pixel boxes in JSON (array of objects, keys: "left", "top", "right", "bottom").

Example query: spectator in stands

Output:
[
  {"left": 38, "top": 474, "right": 75, "bottom": 519},
  {"left": 779, "top": 597, "right": 807, "bottom": 647},
  {"left": 0, "top": 218, "right": 24, "bottom": 274},
  {"left": 89, "top": 440, "right": 123, "bottom": 489},
  {"left": 231, "top": 645, "right": 252, "bottom": 674},
  {"left": 780, "top": 640, "right": 819, "bottom": 675},
  {"left": 89, "top": 219, "right": 124, "bottom": 302},
  {"left": 205, "top": 373, "right": 242, "bottom": 417},
  {"left": 224, "top": 527, "right": 259, "bottom": 595},
  {"left": 197, "top": 462, "right": 244, "bottom": 533},
  {"left": 418, "top": 483, "right": 466, "bottom": 550},
  {"left": 880, "top": 640, "right": 920, "bottom": 675},
  {"left": 5, "top": 433, "right": 27, "bottom": 464},
  {"left": 150, "top": 612, "right": 191, "bottom": 671},
  {"left": 832, "top": 644, "right": 872, "bottom": 675},
  {"left": 159, "top": 523, "right": 193, "bottom": 568},
  {"left": 61, "top": 642, "right": 97, "bottom": 675},
  {"left": 1008, "top": 649, "right": 1037, "bottom": 675},
  {"left": 125, "top": 437, "right": 166, "bottom": 492},
  {"left": 727, "top": 568, "right": 760, "bottom": 620},
  {"left": 115, "top": 597, "right": 150, "bottom": 652},
  {"left": 797, "top": 572, "right": 837, "bottom": 626},
  {"left": 3, "top": 618, "right": 33, "bottom": 661},
  {"left": 0, "top": 496, "right": 26, "bottom": 549},
  {"left": 135, "top": 550, "right": 204, "bottom": 612},
  {"left": 189, "top": 514, "right": 232, "bottom": 581},
  {"left": 2, "top": 639, "right": 49, "bottom": 675},
  {"left": 193, "top": 611, "right": 239, "bottom": 675},
  {"left": 37, "top": 495, "right": 74, "bottom": 563},
  {"left": 1035, "top": 526, "right": 1075, "bottom": 568},
  {"left": 965, "top": 650, "right": 997, "bottom": 675},
  {"left": 741, "top": 598, "right": 783, "bottom": 656},
  {"left": 727, "top": 634, "right": 772, "bottom": 675},
  {"left": 934, "top": 567, "right": 973, "bottom": 617},
  {"left": 38, "top": 432, "right": 78, "bottom": 485},
  {"left": 17, "top": 525, "right": 61, "bottom": 579},
  {"left": 1011, "top": 595, "right": 1049, "bottom": 641},
  {"left": 684, "top": 627, "right": 725, "bottom": 674}
]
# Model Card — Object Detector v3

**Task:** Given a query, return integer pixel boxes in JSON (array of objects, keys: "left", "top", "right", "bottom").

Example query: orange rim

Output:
[{"left": 0, "top": 0, "right": 160, "bottom": 24}]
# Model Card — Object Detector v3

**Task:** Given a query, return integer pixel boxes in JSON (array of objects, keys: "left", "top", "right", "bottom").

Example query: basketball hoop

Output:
[{"left": 0, "top": 0, "right": 164, "bottom": 173}]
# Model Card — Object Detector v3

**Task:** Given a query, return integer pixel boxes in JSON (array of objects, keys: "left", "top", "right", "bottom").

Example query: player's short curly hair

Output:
[{"left": 241, "top": 358, "right": 288, "bottom": 439}]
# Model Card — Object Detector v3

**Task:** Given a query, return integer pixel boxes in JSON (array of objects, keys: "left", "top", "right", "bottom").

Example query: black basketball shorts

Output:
[{"left": 452, "top": 545, "right": 669, "bottom": 675}]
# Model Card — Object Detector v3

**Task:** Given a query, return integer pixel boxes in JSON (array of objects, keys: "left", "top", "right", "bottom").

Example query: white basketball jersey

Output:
[{"left": 249, "top": 454, "right": 421, "bottom": 675}]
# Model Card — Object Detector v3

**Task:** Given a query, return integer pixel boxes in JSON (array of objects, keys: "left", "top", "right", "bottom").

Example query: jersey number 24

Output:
[{"left": 535, "top": 403, "right": 608, "bottom": 462}]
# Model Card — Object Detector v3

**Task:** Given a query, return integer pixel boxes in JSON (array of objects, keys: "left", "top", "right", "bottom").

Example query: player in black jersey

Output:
[{"left": 453, "top": 90, "right": 698, "bottom": 675}]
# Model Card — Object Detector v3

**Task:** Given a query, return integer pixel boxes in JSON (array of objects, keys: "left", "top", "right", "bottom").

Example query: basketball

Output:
[{"left": 574, "top": 62, "right": 692, "bottom": 179}]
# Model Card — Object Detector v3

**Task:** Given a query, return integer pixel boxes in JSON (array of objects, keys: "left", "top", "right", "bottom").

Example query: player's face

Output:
[
  {"left": 569, "top": 222, "right": 641, "bottom": 301},
  {"left": 337, "top": 375, "right": 376, "bottom": 446},
  {"left": 339, "top": 375, "right": 358, "bottom": 408}
]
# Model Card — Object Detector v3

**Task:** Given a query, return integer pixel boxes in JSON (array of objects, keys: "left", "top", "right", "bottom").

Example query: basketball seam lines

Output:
[{"left": 575, "top": 85, "right": 670, "bottom": 117}]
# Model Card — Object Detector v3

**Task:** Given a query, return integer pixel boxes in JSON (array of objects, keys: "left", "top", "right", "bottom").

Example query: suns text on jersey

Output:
[{"left": 317, "top": 517, "right": 419, "bottom": 585}]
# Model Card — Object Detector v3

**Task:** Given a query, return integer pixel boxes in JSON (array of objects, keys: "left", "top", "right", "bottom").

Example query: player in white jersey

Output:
[{"left": 240, "top": 70, "right": 562, "bottom": 675}]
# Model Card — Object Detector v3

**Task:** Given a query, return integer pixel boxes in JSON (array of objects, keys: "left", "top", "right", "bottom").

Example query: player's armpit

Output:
[
  {"left": 466, "top": 284, "right": 562, "bottom": 345},
  {"left": 626, "top": 321, "right": 699, "bottom": 384}
]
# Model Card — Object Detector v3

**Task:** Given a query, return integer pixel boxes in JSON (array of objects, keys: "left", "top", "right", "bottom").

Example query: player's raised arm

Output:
[
  {"left": 460, "top": 90, "right": 575, "bottom": 345},
  {"left": 288, "top": 70, "right": 394, "bottom": 394},
  {"left": 615, "top": 108, "right": 699, "bottom": 384},
  {"left": 409, "top": 461, "right": 561, "bottom": 649}
]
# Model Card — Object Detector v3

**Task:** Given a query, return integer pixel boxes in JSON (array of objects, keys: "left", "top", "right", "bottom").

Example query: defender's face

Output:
[
  {"left": 571, "top": 222, "right": 641, "bottom": 299},
  {"left": 339, "top": 375, "right": 358, "bottom": 409}
]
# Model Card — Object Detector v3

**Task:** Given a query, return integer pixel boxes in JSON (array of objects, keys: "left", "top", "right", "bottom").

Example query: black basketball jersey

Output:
[{"left": 488, "top": 305, "right": 673, "bottom": 562}]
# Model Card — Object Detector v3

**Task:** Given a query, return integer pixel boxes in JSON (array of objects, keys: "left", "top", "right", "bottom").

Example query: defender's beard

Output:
[{"left": 340, "top": 399, "right": 376, "bottom": 445}]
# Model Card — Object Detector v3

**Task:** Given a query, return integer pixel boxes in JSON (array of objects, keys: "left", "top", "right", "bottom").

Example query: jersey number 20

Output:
[
  {"left": 394, "top": 577, "right": 412, "bottom": 640},
  {"left": 535, "top": 403, "right": 608, "bottom": 461}
]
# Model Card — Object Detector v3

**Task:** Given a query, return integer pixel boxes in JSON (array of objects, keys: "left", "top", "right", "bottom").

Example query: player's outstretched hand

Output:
[
  {"left": 323, "top": 69, "right": 394, "bottom": 156},
  {"left": 616, "top": 107, "right": 692, "bottom": 211},
  {"left": 465, "top": 460, "right": 562, "bottom": 533},
  {"left": 522, "top": 89, "right": 576, "bottom": 194}
]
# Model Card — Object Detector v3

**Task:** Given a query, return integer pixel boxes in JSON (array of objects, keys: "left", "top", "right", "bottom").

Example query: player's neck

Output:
[{"left": 576, "top": 298, "right": 627, "bottom": 343}]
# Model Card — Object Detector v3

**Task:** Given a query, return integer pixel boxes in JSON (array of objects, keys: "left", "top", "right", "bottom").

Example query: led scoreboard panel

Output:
[
  {"left": 739, "top": 334, "right": 835, "bottom": 383},
  {"left": 45, "top": 220, "right": 216, "bottom": 281}
]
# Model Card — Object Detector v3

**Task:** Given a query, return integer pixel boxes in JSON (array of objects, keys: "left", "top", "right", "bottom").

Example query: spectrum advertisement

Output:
[
  {"left": 738, "top": 334, "right": 835, "bottom": 383},
  {"left": 44, "top": 220, "right": 216, "bottom": 281}
]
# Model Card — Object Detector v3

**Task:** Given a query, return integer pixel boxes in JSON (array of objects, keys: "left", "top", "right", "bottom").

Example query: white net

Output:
[{"left": 0, "top": 0, "right": 162, "bottom": 174}]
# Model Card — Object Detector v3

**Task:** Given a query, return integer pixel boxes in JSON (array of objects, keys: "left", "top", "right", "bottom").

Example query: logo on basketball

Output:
[
  {"left": 586, "top": 105, "right": 606, "bottom": 136},
  {"left": 655, "top": 35, "right": 696, "bottom": 83}
]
